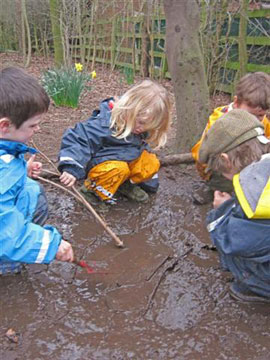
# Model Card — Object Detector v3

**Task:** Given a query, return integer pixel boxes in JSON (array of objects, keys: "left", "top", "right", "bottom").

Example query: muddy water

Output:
[{"left": 1, "top": 166, "right": 270, "bottom": 360}]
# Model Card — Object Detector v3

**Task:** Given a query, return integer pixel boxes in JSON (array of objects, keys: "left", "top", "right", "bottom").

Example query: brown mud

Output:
[{"left": 0, "top": 53, "right": 269, "bottom": 360}]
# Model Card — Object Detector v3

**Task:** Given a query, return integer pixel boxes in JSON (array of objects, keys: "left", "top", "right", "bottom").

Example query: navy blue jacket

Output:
[
  {"left": 206, "top": 155, "right": 270, "bottom": 297},
  {"left": 58, "top": 98, "right": 151, "bottom": 178},
  {"left": 58, "top": 98, "right": 159, "bottom": 192}
]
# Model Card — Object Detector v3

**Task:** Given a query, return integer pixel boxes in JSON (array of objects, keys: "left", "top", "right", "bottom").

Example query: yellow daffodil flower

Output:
[
  {"left": 91, "top": 70, "right": 97, "bottom": 79},
  {"left": 75, "top": 63, "right": 83, "bottom": 72}
]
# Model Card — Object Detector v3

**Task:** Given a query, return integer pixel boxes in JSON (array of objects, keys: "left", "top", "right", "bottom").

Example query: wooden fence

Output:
[{"left": 71, "top": 8, "right": 270, "bottom": 93}]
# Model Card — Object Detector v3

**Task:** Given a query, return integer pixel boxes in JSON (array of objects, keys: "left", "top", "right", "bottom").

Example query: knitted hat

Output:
[{"left": 199, "top": 109, "right": 267, "bottom": 164}]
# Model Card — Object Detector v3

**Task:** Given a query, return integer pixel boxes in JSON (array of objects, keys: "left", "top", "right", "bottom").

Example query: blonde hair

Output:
[
  {"left": 110, "top": 80, "right": 171, "bottom": 148},
  {"left": 208, "top": 138, "right": 270, "bottom": 174}
]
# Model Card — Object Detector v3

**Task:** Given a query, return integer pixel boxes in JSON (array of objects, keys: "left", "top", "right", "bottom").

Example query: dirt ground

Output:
[{"left": 0, "top": 53, "right": 269, "bottom": 360}]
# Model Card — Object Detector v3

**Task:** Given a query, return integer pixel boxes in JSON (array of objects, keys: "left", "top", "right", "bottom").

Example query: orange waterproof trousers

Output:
[{"left": 84, "top": 150, "right": 160, "bottom": 201}]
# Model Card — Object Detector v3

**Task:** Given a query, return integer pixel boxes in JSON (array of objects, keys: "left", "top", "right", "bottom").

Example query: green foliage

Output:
[
  {"left": 41, "top": 66, "right": 91, "bottom": 108},
  {"left": 121, "top": 66, "right": 134, "bottom": 85}
]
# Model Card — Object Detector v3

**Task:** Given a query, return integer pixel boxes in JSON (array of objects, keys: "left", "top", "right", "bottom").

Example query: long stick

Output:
[
  {"left": 32, "top": 140, "right": 124, "bottom": 247},
  {"left": 159, "top": 152, "right": 194, "bottom": 166},
  {"left": 37, "top": 176, "right": 124, "bottom": 248},
  {"left": 71, "top": 186, "right": 124, "bottom": 247}
]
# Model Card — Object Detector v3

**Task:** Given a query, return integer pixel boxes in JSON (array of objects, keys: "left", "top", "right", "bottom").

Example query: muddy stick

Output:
[
  {"left": 31, "top": 140, "right": 123, "bottom": 247},
  {"left": 37, "top": 176, "right": 124, "bottom": 248},
  {"left": 145, "top": 254, "right": 172, "bottom": 281},
  {"left": 159, "top": 152, "right": 194, "bottom": 166},
  {"left": 142, "top": 248, "right": 192, "bottom": 316},
  {"left": 71, "top": 185, "right": 124, "bottom": 247}
]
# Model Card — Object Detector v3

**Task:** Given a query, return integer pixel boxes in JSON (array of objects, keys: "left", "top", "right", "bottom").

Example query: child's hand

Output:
[
  {"left": 60, "top": 171, "right": 76, "bottom": 187},
  {"left": 27, "top": 154, "right": 42, "bottom": 178},
  {"left": 213, "top": 191, "right": 232, "bottom": 209},
  {"left": 56, "top": 240, "right": 74, "bottom": 262}
]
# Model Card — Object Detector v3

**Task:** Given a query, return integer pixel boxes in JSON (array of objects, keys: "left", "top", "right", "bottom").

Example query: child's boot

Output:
[
  {"left": 229, "top": 281, "right": 270, "bottom": 304},
  {"left": 118, "top": 181, "right": 149, "bottom": 203},
  {"left": 80, "top": 185, "right": 100, "bottom": 205}
]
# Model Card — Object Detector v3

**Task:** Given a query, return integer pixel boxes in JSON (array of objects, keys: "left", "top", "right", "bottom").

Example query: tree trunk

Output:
[
  {"left": 21, "top": 0, "right": 31, "bottom": 67},
  {"left": 164, "top": 0, "right": 210, "bottom": 152},
  {"left": 49, "top": 0, "right": 64, "bottom": 67}
]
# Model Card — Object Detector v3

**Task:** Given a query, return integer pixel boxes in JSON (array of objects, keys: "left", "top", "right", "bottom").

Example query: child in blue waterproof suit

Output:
[
  {"left": 0, "top": 67, "right": 74, "bottom": 275},
  {"left": 199, "top": 109, "right": 270, "bottom": 303}
]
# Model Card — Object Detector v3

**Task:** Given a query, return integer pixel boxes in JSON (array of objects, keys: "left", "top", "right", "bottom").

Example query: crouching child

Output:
[
  {"left": 58, "top": 80, "right": 171, "bottom": 204},
  {"left": 0, "top": 67, "right": 74, "bottom": 275},
  {"left": 199, "top": 109, "right": 270, "bottom": 303}
]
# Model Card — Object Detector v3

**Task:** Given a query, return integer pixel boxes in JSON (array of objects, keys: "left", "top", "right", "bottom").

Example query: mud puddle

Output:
[{"left": 1, "top": 166, "right": 270, "bottom": 360}]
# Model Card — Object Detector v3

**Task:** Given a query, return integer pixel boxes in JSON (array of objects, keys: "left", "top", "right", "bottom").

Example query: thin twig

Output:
[
  {"left": 142, "top": 248, "right": 192, "bottom": 317},
  {"left": 145, "top": 254, "right": 172, "bottom": 281},
  {"left": 37, "top": 176, "right": 84, "bottom": 204},
  {"left": 41, "top": 168, "right": 60, "bottom": 177},
  {"left": 31, "top": 139, "right": 59, "bottom": 173}
]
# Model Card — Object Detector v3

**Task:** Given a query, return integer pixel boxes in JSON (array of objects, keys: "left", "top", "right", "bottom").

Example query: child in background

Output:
[
  {"left": 58, "top": 80, "right": 171, "bottom": 204},
  {"left": 0, "top": 67, "right": 74, "bottom": 275},
  {"left": 199, "top": 109, "right": 270, "bottom": 303},
  {"left": 191, "top": 72, "right": 270, "bottom": 202}
]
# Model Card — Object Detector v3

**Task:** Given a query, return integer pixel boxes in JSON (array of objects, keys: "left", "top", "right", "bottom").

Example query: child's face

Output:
[
  {"left": 133, "top": 117, "right": 147, "bottom": 135},
  {"left": 4, "top": 114, "right": 42, "bottom": 143},
  {"left": 234, "top": 99, "right": 267, "bottom": 122},
  {"left": 220, "top": 153, "right": 237, "bottom": 180}
]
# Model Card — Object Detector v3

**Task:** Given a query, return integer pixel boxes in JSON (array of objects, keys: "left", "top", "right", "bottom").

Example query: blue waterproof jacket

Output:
[
  {"left": 0, "top": 140, "right": 61, "bottom": 264},
  {"left": 207, "top": 155, "right": 270, "bottom": 297},
  {"left": 58, "top": 98, "right": 153, "bottom": 180}
]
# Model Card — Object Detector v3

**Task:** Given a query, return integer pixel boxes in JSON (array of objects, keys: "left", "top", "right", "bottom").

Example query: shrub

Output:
[{"left": 42, "top": 64, "right": 95, "bottom": 108}]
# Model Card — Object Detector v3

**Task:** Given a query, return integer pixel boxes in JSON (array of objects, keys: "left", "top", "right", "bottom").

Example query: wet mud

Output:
[{"left": 1, "top": 166, "right": 270, "bottom": 360}]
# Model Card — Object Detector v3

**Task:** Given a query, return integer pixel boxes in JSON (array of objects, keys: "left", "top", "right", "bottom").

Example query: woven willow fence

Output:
[{"left": 70, "top": 8, "right": 270, "bottom": 93}]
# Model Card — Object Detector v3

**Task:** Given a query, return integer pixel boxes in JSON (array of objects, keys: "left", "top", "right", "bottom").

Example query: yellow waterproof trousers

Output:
[{"left": 84, "top": 150, "right": 160, "bottom": 201}]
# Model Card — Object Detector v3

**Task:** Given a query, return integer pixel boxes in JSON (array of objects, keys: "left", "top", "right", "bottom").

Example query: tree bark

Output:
[
  {"left": 49, "top": 0, "right": 64, "bottom": 67},
  {"left": 21, "top": 0, "right": 31, "bottom": 67},
  {"left": 164, "top": 0, "right": 210, "bottom": 152}
]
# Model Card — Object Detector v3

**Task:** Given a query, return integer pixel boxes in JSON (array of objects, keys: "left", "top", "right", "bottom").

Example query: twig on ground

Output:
[
  {"left": 142, "top": 248, "right": 192, "bottom": 317},
  {"left": 145, "top": 254, "right": 172, "bottom": 281}
]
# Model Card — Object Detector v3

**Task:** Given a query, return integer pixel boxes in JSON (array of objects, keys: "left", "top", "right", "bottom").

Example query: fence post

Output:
[
  {"left": 238, "top": 0, "right": 248, "bottom": 78},
  {"left": 141, "top": 11, "right": 150, "bottom": 77}
]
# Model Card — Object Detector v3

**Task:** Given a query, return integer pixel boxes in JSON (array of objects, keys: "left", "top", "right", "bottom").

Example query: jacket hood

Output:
[{"left": 233, "top": 154, "right": 270, "bottom": 219}]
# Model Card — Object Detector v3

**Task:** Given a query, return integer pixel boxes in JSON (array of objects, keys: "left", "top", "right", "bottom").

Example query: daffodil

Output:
[
  {"left": 75, "top": 63, "right": 83, "bottom": 72},
  {"left": 91, "top": 70, "right": 97, "bottom": 79}
]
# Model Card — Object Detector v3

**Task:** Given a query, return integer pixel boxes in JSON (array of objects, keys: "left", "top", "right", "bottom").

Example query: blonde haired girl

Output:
[
  {"left": 58, "top": 80, "right": 172, "bottom": 204},
  {"left": 111, "top": 80, "right": 171, "bottom": 148}
]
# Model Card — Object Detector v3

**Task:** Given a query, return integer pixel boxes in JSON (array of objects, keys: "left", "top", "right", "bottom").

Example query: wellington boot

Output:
[{"left": 118, "top": 182, "right": 149, "bottom": 203}]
